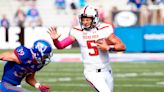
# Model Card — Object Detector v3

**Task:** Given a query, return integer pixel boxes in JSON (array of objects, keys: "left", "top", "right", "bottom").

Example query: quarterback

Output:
[
  {"left": 48, "top": 5, "right": 126, "bottom": 92},
  {"left": 0, "top": 40, "right": 52, "bottom": 92}
]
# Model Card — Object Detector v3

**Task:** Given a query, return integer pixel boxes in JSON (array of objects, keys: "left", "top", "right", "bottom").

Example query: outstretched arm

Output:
[
  {"left": 26, "top": 73, "right": 50, "bottom": 92},
  {"left": 0, "top": 51, "right": 20, "bottom": 64},
  {"left": 47, "top": 27, "right": 76, "bottom": 49},
  {"left": 53, "top": 36, "right": 75, "bottom": 49}
]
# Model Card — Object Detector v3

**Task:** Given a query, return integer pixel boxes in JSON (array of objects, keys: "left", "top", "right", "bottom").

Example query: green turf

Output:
[
  {"left": 53, "top": 48, "right": 80, "bottom": 53},
  {"left": 0, "top": 62, "right": 164, "bottom": 92}
]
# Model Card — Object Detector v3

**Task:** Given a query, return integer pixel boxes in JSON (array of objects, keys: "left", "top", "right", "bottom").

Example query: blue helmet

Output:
[{"left": 31, "top": 40, "right": 52, "bottom": 64}]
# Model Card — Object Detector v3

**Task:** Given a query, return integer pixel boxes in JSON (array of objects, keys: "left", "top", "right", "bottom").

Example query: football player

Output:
[
  {"left": 48, "top": 5, "right": 126, "bottom": 92},
  {"left": 0, "top": 40, "right": 52, "bottom": 92}
]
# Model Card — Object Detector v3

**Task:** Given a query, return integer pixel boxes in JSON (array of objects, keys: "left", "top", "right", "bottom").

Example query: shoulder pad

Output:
[
  {"left": 72, "top": 25, "right": 83, "bottom": 31},
  {"left": 97, "top": 23, "right": 114, "bottom": 30},
  {"left": 15, "top": 46, "right": 32, "bottom": 63}
]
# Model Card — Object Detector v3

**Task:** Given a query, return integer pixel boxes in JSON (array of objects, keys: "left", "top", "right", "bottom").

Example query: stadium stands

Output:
[{"left": 0, "top": 0, "right": 132, "bottom": 27}]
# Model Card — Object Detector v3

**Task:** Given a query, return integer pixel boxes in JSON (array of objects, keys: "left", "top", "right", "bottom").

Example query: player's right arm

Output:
[
  {"left": 106, "top": 33, "right": 126, "bottom": 51},
  {"left": 0, "top": 51, "right": 20, "bottom": 64},
  {"left": 26, "top": 72, "right": 50, "bottom": 92},
  {"left": 47, "top": 26, "right": 76, "bottom": 49},
  {"left": 25, "top": 72, "right": 38, "bottom": 87}
]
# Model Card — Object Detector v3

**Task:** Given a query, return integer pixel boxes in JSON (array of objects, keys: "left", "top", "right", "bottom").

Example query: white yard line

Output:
[
  {"left": 114, "top": 73, "right": 138, "bottom": 77},
  {"left": 156, "top": 82, "right": 164, "bottom": 85},
  {"left": 116, "top": 78, "right": 163, "bottom": 81},
  {"left": 38, "top": 71, "right": 164, "bottom": 78},
  {"left": 141, "top": 72, "right": 164, "bottom": 76},
  {"left": 115, "top": 84, "right": 164, "bottom": 87},
  {"left": 40, "top": 74, "right": 164, "bottom": 84},
  {"left": 52, "top": 83, "right": 164, "bottom": 87}
]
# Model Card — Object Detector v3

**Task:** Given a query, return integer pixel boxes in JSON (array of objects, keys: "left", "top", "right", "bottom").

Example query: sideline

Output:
[{"left": 50, "top": 53, "right": 164, "bottom": 62}]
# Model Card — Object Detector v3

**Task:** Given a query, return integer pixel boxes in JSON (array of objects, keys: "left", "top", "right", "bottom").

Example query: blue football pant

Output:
[{"left": 0, "top": 82, "right": 29, "bottom": 92}]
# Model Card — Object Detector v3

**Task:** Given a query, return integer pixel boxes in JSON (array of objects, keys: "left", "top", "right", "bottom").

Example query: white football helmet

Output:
[{"left": 79, "top": 5, "right": 99, "bottom": 30}]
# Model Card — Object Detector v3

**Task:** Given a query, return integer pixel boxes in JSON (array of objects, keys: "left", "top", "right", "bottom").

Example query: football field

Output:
[{"left": 1, "top": 62, "right": 164, "bottom": 92}]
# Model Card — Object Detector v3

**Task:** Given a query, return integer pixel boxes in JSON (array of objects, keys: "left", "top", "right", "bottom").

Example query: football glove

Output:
[
  {"left": 36, "top": 83, "right": 50, "bottom": 92},
  {"left": 39, "top": 85, "right": 50, "bottom": 92}
]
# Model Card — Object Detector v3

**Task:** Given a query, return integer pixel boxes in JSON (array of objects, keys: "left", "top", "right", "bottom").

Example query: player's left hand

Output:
[
  {"left": 47, "top": 26, "right": 61, "bottom": 40},
  {"left": 96, "top": 38, "right": 109, "bottom": 51},
  {"left": 38, "top": 84, "right": 50, "bottom": 92}
]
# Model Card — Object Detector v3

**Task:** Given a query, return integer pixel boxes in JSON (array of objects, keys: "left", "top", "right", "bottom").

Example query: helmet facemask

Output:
[
  {"left": 41, "top": 52, "right": 53, "bottom": 65},
  {"left": 31, "top": 40, "right": 52, "bottom": 65},
  {"left": 79, "top": 15, "right": 94, "bottom": 30}
]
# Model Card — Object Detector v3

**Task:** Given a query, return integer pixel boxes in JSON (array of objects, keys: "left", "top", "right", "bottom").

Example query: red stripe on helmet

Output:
[{"left": 83, "top": 6, "right": 88, "bottom": 14}]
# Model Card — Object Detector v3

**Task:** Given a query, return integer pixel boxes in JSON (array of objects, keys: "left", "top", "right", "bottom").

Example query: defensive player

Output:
[
  {"left": 0, "top": 40, "right": 52, "bottom": 92},
  {"left": 48, "top": 5, "right": 126, "bottom": 92}
]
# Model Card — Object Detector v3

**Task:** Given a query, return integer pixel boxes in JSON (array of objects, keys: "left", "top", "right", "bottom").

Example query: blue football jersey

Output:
[{"left": 2, "top": 46, "right": 45, "bottom": 85}]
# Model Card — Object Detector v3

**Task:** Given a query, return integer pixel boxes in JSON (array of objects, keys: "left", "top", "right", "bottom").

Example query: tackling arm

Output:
[
  {"left": 25, "top": 73, "right": 37, "bottom": 87},
  {"left": 26, "top": 72, "right": 50, "bottom": 91},
  {"left": 0, "top": 52, "right": 20, "bottom": 64}
]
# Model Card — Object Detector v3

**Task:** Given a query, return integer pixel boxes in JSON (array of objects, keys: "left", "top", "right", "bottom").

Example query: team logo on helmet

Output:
[{"left": 32, "top": 40, "right": 52, "bottom": 65}]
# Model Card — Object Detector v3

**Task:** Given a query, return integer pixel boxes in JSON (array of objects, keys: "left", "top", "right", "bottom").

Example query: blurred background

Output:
[
  {"left": 0, "top": 0, "right": 164, "bottom": 52},
  {"left": 0, "top": 0, "right": 164, "bottom": 92}
]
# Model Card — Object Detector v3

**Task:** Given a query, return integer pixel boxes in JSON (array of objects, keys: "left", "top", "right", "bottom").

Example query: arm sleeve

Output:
[{"left": 53, "top": 36, "right": 75, "bottom": 49}]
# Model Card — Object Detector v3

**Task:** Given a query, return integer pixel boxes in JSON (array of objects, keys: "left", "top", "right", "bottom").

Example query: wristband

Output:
[
  {"left": 108, "top": 45, "right": 115, "bottom": 51},
  {"left": 35, "top": 83, "right": 41, "bottom": 88}
]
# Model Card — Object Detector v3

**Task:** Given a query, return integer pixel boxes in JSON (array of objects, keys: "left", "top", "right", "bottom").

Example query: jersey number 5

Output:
[{"left": 87, "top": 40, "right": 99, "bottom": 56}]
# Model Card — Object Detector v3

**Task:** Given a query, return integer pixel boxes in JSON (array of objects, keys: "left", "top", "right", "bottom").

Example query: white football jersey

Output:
[{"left": 70, "top": 23, "right": 114, "bottom": 70}]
